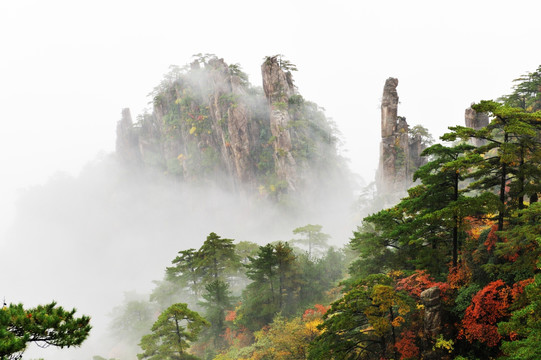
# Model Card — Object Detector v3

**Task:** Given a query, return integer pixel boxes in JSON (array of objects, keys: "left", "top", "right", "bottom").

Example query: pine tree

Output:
[
  {"left": 292, "top": 224, "right": 331, "bottom": 259},
  {"left": 199, "top": 279, "right": 234, "bottom": 349},
  {"left": 443, "top": 101, "right": 541, "bottom": 231},
  {"left": 166, "top": 248, "right": 203, "bottom": 300},
  {"left": 197, "top": 232, "right": 240, "bottom": 283},
  {"left": 0, "top": 301, "right": 91, "bottom": 360},
  {"left": 138, "top": 303, "right": 208, "bottom": 360}
]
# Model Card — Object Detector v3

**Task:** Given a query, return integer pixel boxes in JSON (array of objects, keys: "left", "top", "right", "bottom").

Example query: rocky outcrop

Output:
[
  {"left": 115, "top": 55, "right": 349, "bottom": 201},
  {"left": 465, "top": 106, "right": 489, "bottom": 147},
  {"left": 421, "top": 286, "right": 442, "bottom": 339},
  {"left": 380, "top": 78, "right": 399, "bottom": 139},
  {"left": 376, "top": 78, "right": 426, "bottom": 195},
  {"left": 261, "top": 56, "right": 297, "bottom": 191},
  {"left": 116, "top": 108, "right": 140, "bottom": 165},
  {"left": 206, "top": 57, "right": 256, "bottom": 185}
]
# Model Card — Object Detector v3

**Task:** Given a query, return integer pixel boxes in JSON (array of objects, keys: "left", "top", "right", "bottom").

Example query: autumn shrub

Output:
[{"left": 459, "top": 279, "right": 532, "bottom": 347}]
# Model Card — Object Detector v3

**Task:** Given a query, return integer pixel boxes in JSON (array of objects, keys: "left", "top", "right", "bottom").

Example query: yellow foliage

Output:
[
  {"left": 433, "top": 334, "right": 454, "bottom": 353},
  {"left": 369, "top": 316, "right": 390, "bottom": 337},
  {"left": 388, "top": 270, "right": 403, "bottom": 279},
  {"left": 304, "top": 319, "right": 323, "bottom": 334},
  {"left": 247, "top": 314, "right": 324, "bottom": 360},
  {"left": 189, "top": 126, "right": 197, "bottom": 135},
  {"left": 391, "top": 316, "right": 405, "bottom": 328},
  {"left": 398, "top": 305, "right": 410, "bottom": 316}
]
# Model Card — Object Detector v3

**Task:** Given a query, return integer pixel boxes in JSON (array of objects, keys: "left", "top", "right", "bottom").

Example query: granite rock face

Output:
[
  {"left": 116, "top": 108, "right": 140, "bottom": 165},
  {"left": 261, "top": 55, "right": 297, "bottom": 191},
  {"left": 115, "top": 55, "right": 351, "bottom": 201},
  {"left": 376, "top": 78, "right": 426, "bottom": 196},
  {"left": 421, "top": 286, "right": 442, "bottom": 339},
  {"left": 465, "top": 106, "right": 489, "bottom": 147}
]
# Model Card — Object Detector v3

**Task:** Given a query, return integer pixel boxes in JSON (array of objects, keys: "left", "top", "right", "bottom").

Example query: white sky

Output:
[{"left": 1, "top": 0, "right": 540, "bottom": 228}]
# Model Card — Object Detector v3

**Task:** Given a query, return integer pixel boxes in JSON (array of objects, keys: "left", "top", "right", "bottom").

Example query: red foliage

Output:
[
  {"left": 302, "top": 304, "right": 330, "bottom": 321},
  {"left": 225, "top": 310, "right": 236, "bottom": 322},
  {"left": 460, "top": 279, "right": 534, "bottom": 346},
  {"left": 447, "top": 261, "right": 472, "bottom": 289},
  {"left": 511, "top": 278, "right": 534, "bottom": 302},
  {"left": 483, "top": 224, "right": 499, "bottom": 252},
  {"left": 395, "top": 330, "right": 420, "bottom": 360},
  {"left": 459, "top": 280, "right": 510, "bottom": 347},
  {"left": 222, "top": 326, "right": 251, "bottom": 348},
  {"left": 396, "top": 270, "right": 449, "bottom": 300},
  {"left": 464, "top": 216, "right": 493, "bottom": 240}
]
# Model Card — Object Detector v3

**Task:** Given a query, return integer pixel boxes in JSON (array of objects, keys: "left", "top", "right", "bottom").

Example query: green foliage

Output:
[
  {"left": 238, "top": 242, "right": 306, "bottom": 330},
  {"left": 0, "top": 301, "right": 91, "bottom": 360},
  {"left": 499, "top": 270, "right": 541, "bottom": 359},
  {"left": 452, "top": 284, "right": 481, "bottom": 319},
  {"left": 348, "top": 207, "right": 413, "bottom": 279},
  {"left": 443, "top": 101, "right": 541, "bottom": 231},
  {"left": 197, "top": 232, "right": 240, "bottom": 282},
  {"left": 166, "top": 249, "right": 202, "bottom": 300},
  {"left": 409, "top": 124, "right": 434, "bottom": 146},
  {"left": 263, "top": 54, "right": 298, "bottom": 72},
  {"left": 163, "top": 233, "right": 242, "bottom": 308},
  {"left": 227, "top": 63, "right": 249, "bottom": 86},
  {"left": 110, "top": 293, "right": 156, "bottom": 344},
  {"left": 199, "top": 279, "right": 234, "bottom": 349},
  {"left": 485, "top": 203, "right": 541, "bottom": 283},
  {"left": 309, "top": 274, "right": 412, "bottom": 360},
  {"left": 138, "top": 303, "right": 208, "bottom": 360},
  {"left": 291, "top": 224, "right": 331, "bottom": 258},
  {"left": 499, "top": 65, "right": 541, "bottom": 111}
]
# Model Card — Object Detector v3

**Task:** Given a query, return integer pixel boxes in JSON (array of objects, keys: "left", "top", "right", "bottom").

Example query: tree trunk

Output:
[
  {"left": 498, "top": 132, "right": 509, "bottom": 232},
  {"left": 452, "top": 171, "right": 459, "bottom": 267}
]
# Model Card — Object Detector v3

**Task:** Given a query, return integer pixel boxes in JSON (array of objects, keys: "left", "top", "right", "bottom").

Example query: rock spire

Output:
[{"left": 376, "top": 78, "right": 427, "bottom": 197}]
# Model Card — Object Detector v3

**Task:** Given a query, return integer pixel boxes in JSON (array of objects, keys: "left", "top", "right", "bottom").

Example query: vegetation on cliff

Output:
[{"left": 116, "top": 54, "right": 352, "bottom": 204}]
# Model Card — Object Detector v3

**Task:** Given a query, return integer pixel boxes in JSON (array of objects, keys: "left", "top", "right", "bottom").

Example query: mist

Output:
[{"left": 0, "top": 148, "right": 359, "bottom": 358}]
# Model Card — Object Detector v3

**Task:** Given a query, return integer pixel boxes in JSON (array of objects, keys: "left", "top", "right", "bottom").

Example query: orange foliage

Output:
[
  {"left": 483, "top": 224, "right": 499, "bottom": 252},
  {"left": 302, "top": 304, "right": 329, "bottom": 321},
  {"left": 464, "top": 216, "right": 494, "bottom": 240},
  {"left": 395, "top": 330, "right": 420, "bottom": 359},
  {"left": 225, "top": 310, "right": 236, "bottom": 322},
  {"left": 511, "top": 278, "right": 534, "bottom": 302},
  {"left": 222, "top": 326, "right": 251, "bottom": 348},
  {"left": 459, "top": 278, "right": 533, "bottom": 347},
  {"left": 447, "top": 261, "right": 472, "bottom": 289}
]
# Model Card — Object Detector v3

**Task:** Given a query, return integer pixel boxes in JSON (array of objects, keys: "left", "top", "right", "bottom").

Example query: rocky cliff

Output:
[
  {"left": 376, "top": 78, "right": 427, "bottom": 195},
  {"left": 464, "top": 105, "right": 489, "bottom": 147},
  {"left": 116, "top": 55, "right": 351, "bottom": 203}
]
